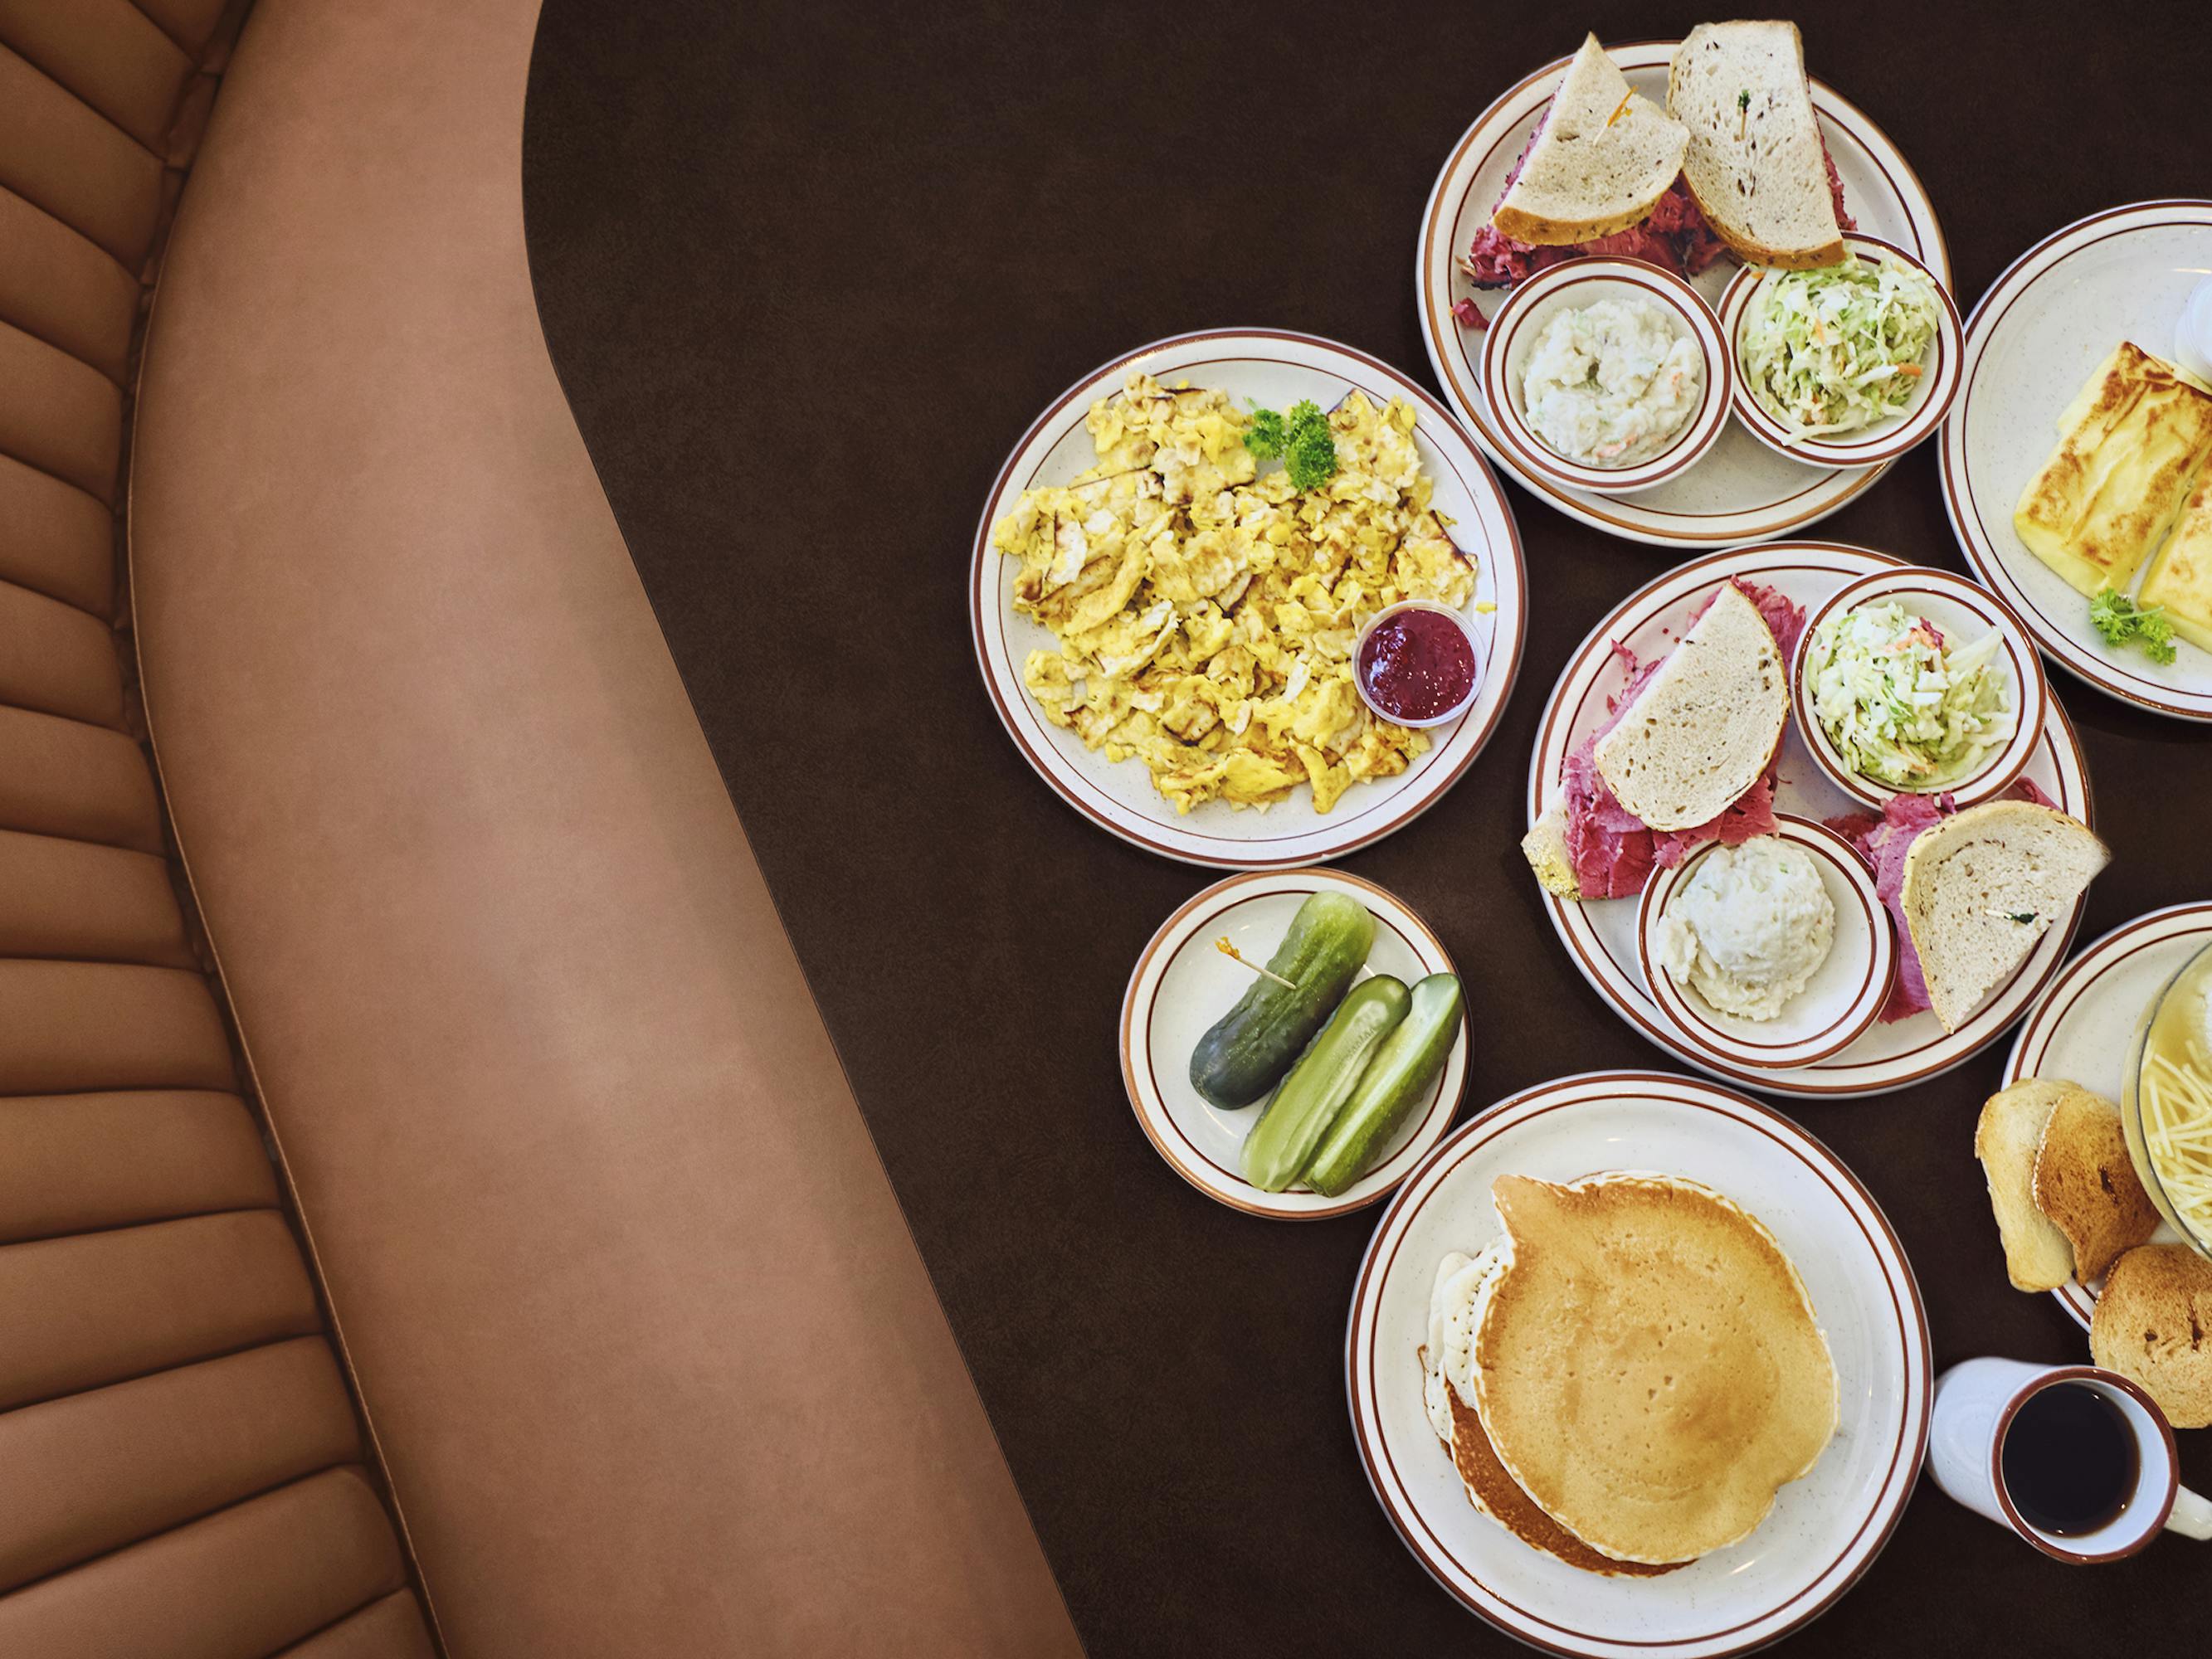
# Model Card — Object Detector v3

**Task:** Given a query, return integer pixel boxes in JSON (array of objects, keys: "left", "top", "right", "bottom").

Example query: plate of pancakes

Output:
[{"left": 1347, "top": 1072, "right": 1929, "bottom": 1658}]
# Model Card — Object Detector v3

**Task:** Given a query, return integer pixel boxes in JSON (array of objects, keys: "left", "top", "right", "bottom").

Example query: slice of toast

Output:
[
  {"left": 1493, "top": 34, "right": 1688, "bottom": 246},
  {"left": 1899, "top": 802, "right": 2110, "bottom": 1033},
  {"left": 1976, "top": 1079, "right": 2078, "bottom": 1292},
  {"left": 2033, "top": 1086, "right": 2161, "bottom": 1282},
  {"left": 1591, "top": 582, "right": 1787, "bottom": 834},
  {"left": 1666, "top": 21, "right": 1844, "bottom": 269},
  {"left": 2091, "top": 1245, "right": 2212, "bottom": 1428}
]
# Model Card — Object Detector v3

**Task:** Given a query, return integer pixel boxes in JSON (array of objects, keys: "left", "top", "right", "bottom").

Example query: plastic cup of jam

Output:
[{"left": 1353, "top": 601, "right": 1481, "bottom": 728}]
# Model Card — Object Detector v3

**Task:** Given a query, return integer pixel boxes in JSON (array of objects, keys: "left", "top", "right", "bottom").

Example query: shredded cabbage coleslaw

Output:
[
  {"left": 1809, "top": 601, "right": 2013, "bottom": 790},
  {"left": 1739, "top": 254, "right": 1942, "bottom": 438}
]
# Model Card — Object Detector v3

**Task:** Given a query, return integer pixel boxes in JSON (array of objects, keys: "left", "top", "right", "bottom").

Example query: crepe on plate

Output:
[
  {"left": 2013, "top": 342, "right": 2212, "bottom": 599},
  {"left": 1421, "top": 1172, "right": 1837, "bottom": 1573},
  {"left": 2140, "top": 465, "right": 2212, "bottom": 655}
]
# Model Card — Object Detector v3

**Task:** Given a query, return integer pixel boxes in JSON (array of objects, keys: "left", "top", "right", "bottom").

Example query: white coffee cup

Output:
[{"left": 1929, "top": 1360, "right": 2212, "bottom": 1561}]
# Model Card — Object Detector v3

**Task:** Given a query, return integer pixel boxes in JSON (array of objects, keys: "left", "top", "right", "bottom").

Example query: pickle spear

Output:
[
  {"left": 1240, "top": 976, "right": 1409, "bottom": 1192},
  {"left": 1302, "top": 973, "right": 1464, "bottom": 1197},
  {"left": 1189, "top": 892, "right": 1375, "bottom": 1108}
]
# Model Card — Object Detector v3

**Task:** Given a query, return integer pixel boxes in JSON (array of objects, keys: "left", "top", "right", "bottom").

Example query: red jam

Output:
[{"left": 1358, "top": 608, "right": 1478, "bottom": 723}]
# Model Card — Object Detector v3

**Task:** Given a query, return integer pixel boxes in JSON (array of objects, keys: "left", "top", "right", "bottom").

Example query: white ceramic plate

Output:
[
  {"left": 1717, "top": 233, "right": 1962, "bottom": 469},
  {"left": 1941, "top": 201, "right": 2212, "bottom": 721},
  {"left": 1419, "top": 40, "right": 1949, "bottom": 548},
  {"left": 1636, "top": 815, "right": 1893, "bottom": 1072},
  {"left": 1480, "top": 256, "right": 1731, "bottom": 495},
  {"left": 1526, "top": 542, "right": 2094, "bottom": 1098},
  {"left": 1120, "top": 868, "right": 1466, "bottom": 1218},
  {"left": 2001, "top": 904, "right": 2210, "bottom": 1330},
  {"left": 972, "top": 329, "right": 1527, "bottom": 868},
  {"left": 1347, "top": 1071, "right": 1930, "bottom": 1658},
  {"left": 1791, "top": 565, "right": 2048, "bottom": 811}
]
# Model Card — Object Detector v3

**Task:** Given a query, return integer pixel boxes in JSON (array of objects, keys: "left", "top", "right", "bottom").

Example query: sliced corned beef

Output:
[
  {"left": 1555, "top": 581, "right": 1804, "bottom": 899},
  {"left": 1456, "top": 122, "right": 1855, "bottom": 298}
]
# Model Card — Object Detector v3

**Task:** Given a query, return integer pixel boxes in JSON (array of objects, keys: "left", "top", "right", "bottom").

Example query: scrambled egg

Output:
[{"left": 994, "top": 374, "right": 1477, "bottom": 815}]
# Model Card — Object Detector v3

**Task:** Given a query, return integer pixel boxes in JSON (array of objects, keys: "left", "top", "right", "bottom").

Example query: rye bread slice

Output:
[
  {"left": 1493, "top": 34, "right": 1688, "bottom": 246},
  {"left": 1899, "top": 802, "right": 2110, "bottom": 1034},
  {"left": 1591, "top": 582, "right": 1787, "bottom": 834},
  {"left": 1666, "top": 21, "right": 1844, "bottom": 269}
]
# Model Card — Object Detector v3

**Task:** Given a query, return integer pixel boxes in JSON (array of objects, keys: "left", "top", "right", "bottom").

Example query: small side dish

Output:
[
  {"left": 1737, "top": 250, "right": 1942, "bottom": 438},
  {"left": 1519, "top": 298, "right": 1703, "bottom": 468},
  {"left": 1805, "top": 601, "right": 2013, "bottom": 791},
  {"left": 1355, "top": 602, "right": 1479, "bottom": 727},
  {"left": 1481, "top": 257, "right": 1731, "bottom": 495},
  {"left": 1186, "top": 892, "right": 1464, "bottom": 1196},
  {"left": 1654, "top": 835, "right": 1834, "bottom": 1020}
]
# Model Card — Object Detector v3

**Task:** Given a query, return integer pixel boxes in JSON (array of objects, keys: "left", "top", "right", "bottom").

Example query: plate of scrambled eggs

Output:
[
  {"left": 1942, "top": 202, "right": 2212, "bottom": 721},
  {"left": 972, "top": 329, "right": 1525, "bottom": 867}
]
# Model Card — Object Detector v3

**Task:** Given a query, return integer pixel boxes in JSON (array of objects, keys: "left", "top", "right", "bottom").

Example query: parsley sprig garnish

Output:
[
  {"left": 1245, "top": 399, "right": 1338, "bottom": 492},
  {"left": 2088, "top": 588, "right": 2178, "bottom": 666}
]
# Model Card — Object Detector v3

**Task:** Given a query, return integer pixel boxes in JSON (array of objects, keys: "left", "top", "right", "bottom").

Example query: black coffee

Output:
[{"left": 2000, "top": 1382, "right": 2137, "bottom": 1536}]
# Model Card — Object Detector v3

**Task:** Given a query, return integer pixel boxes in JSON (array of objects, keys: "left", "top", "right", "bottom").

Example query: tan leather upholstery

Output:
[
  {"left": 0, "top": 0, "right": 203, "bottom": 155},
  {"left": 0, "top": 1467, "right": 407, "bottom": 1659},
  {"left": 0, "top": 43, "right": 167, "bottom": 270},
  {"left": 0, "top": 451, "right": 114, "bottom": 611},
  {"left": 0, "top": 5, "right": 434, "bottom": 1654},
  {"left": 129, "top": 0, "right": 1079, "bottom": 1653},
  {"left": 0, "top": 186, "right": 140, "bottom": 382}
]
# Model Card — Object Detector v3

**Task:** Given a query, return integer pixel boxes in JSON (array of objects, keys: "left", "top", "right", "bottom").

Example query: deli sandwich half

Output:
[
  {"left": 1466, "top": 24, "right": 1851, "bottom": 289},
  {"left": 1524, "top": 580, "right": 1801, "bottom": 901},
  {"left": 1833, "top": 792, "right": 2111, "bottom": 1031},
  {"left": 1489, "top": 35, "right": 1687, "bottom": 247}
]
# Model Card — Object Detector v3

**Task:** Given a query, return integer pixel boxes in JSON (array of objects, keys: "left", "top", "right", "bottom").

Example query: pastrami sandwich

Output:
[
  {"left": 1523, "top": 578, "right": 1803, "bottom": 901},
  {"left": 1830, "top": 791, "right": 2110, "bottom": 1030},
  {"left": 1463, "top": 25, "right": 1853, "bottom": 291}
]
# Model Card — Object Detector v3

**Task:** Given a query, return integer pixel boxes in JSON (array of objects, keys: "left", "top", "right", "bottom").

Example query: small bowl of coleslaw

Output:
[
  {"left": 1791, "top": 566, "right": 2048, "bottom": 810},
  {"left": 1719, "top": 233, "right": 1963, "bottom": 469},
  {"left": 1480, "top": 255, "right": 1732, "bottom": 494}
]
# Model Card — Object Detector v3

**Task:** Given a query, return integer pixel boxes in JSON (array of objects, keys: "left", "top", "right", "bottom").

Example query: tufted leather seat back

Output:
[{"left": 0, "top": 5, "right": 435, "bottom": 1654}]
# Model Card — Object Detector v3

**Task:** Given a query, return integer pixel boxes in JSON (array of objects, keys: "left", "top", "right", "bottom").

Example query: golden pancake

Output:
[
  {"left": 1472, "top": 1174, "right": 1838, "bottom": 1565},
  {"left": 1443, "top": 1377, "right": 1684, "bottom": 1578}
]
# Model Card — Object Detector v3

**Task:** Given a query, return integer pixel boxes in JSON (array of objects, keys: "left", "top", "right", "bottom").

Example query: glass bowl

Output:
[{"left": 2122, "top": 937, "right": 2212, "bottom": 1261}]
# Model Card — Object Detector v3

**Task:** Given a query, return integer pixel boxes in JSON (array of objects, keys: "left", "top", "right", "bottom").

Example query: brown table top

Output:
[{"left": 523, "top": 0, "right": 2211, "bottom": 1649}]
